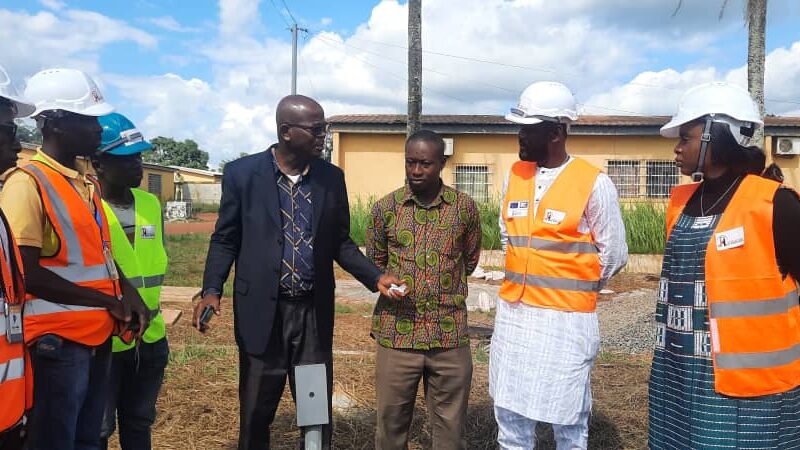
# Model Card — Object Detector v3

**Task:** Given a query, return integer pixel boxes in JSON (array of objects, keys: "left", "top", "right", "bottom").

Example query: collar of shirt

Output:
[
  {"left": 270, "top": 145, "right": 310, "bottom": 182},
  {"left": 32, "top": 150, "right": 84, "bottom": 181},
  {"left": 400, "top": 181, "right": 454, "bottom": 209}
]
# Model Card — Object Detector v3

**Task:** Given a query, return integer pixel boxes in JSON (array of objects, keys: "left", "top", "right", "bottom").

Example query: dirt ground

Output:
[
  {"left": 164, "top": 212, "right": 218, "bottom": 235},
  {"left": 106, "top": 289, "right": 651, "bottom": 449}
]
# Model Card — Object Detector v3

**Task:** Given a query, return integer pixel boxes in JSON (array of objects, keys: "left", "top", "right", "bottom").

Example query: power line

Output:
[
  {"left": 268, "top": 0, "right": 291, "bottom": 28},
  {"left": 312, "top": 35, "right": 469, "bottom": 105},
  {"left": 280, "top": 0, "right": 298, "bottom": 25}
]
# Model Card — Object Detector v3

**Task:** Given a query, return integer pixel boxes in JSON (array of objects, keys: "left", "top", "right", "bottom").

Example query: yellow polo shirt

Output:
[{"left": 0, "top": 151, "right": 95, "bottom": 257}]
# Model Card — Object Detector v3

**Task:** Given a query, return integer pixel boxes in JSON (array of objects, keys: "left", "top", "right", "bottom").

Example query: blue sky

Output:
[{"left": 2, "top": 0, "right": 799, "bottom": 163}]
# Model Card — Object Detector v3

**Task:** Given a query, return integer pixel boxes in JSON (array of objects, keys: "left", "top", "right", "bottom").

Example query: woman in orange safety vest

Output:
[{"left": 648, "top": 82, "right": 800, "bottom": 449}]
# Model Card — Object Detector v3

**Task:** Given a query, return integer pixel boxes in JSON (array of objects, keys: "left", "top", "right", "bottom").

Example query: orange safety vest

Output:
[
  {"left": 667, "top": 175, "right": 800, "bottom": 397},
  {"left": 0, "top": 211, "right": 30, "bottom": 432},
  {"left": 499, "top": 157, "right": 602, "bottom": 312},
  {"left": 18, "top": 160, "right": 118, "bottom": 346}
]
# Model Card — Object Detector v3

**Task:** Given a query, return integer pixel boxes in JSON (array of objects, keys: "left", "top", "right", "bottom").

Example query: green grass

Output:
[
  {"left": 473, "top": 343, "right": 490, "bottom": 364},
  {"left": 165, "top": 233, "right": 233, "bottom": 296},
  {"left": 335, "top": 304, "right": 354, "bottom": 314},
  {"left": 621, "top": 202, "right": 667, "bottom": 254},
  {"left": 168, "top": 342, "right": 229, "bottom": 366},
  {"left": 349, "top": 197, "right": 375, "bottom": 249}
]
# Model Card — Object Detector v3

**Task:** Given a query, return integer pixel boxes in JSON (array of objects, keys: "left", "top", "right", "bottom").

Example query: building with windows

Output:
[{"left": 328, "top": 115, "right": 800, "bottom": 202}]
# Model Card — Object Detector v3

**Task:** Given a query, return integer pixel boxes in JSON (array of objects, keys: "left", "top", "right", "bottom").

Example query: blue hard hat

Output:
[{"left": 97, "top": 112, "right": 152, "bottom": 155}]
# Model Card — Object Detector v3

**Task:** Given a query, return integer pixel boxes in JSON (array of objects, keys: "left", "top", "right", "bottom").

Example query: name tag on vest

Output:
[
  {"left": 542, "top": 209, "right": 566, "bottom": 225},
  {"left": 141, "top": 225, "right": 157, "bottom": 239},
  {"left": 507, "top": 201, "right": 529, "bottom": 218},
  {"left": 715, "top": 226, "right": 744, "bottom": 251}
]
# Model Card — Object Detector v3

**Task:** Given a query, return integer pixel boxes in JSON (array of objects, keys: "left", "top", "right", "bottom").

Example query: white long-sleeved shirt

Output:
[
  {"left": 498, "top": 156, "right": 628, "bottom": 284},
  {"left": 489, "top": 156, "right": 628, "bottom": 424}
]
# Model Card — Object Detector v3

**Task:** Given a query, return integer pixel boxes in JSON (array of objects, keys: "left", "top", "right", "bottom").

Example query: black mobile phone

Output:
[{"left": 199, "top": 305, "right": 215, "bottom": 332}]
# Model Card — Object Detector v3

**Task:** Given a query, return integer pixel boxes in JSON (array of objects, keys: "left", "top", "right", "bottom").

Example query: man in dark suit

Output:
[{"left": 193, "top": 95, "right": 405, "bottom": 450}]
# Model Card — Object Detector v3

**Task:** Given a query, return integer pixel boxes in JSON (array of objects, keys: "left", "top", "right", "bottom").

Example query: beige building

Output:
[
  {"left": 18, "top": 145, "right": 177, "bottom": 203},
  {"left": 328, "top": 115, "right": 800, "bottom": 202}
]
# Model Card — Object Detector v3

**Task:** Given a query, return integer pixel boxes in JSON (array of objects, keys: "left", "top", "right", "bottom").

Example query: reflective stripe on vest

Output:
[
  {"left": 667, "top": 175, "right": 800, "bottom": 397},
  {"left": 104, "top": 188, "right": 168, "bottom": 352},
  {"left": 18, "top": 162, "right": 116, "bottom": 346},
  {"left": 499, "top": 157, "right": 602, "bottom": 312},
  {"left": 0, "top": 357, "right": 24, "bottom": 384}
]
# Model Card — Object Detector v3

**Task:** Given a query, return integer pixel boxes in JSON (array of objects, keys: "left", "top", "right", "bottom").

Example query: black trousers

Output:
[{"left": 237, "top": 295, "right": 333, "bottom": 450}]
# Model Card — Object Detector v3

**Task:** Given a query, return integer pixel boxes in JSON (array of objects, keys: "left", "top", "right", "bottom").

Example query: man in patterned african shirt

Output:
[{"left": 366, "top": 129, "right": 482, "bottom": 450}]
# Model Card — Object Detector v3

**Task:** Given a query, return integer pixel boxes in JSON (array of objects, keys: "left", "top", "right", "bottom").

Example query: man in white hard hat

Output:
[
  {"left": 0, "top": 68, "right": 150, "bottom": 450},
  {"left": 489, "top": 81, "right": 628, "bottom": 449}
]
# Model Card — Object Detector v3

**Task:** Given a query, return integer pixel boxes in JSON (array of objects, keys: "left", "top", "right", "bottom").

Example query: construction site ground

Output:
[{"left": 107, "top": 230, "right": 657, "bottom": 449}]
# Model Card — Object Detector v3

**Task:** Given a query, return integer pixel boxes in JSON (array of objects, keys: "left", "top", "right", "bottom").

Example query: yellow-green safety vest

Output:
[{"left": 103, "top": 188, "right": 169, "bottom": 352}]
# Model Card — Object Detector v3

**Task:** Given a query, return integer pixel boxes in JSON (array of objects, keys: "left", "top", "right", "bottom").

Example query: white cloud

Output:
[
  {"left": 100, "top": 0, "right": 800, "bottom": 164},
  {"left": 584, "top": 41, "right": 800, "bottom": 117},
  {"left": 320, "top": 17, "right": 332, "bottom": 26},
  {"left": 219, "top": 0, "right": 262, "bottom": 36},
  {"left": 0, "top": 7, "right": 156, "bottom": 80},
  {"left": 145, "top": 16, "right": 201, "bottom": 33},
  {"left": 39, "top": 0, "right": 66, "bottom": 11}
]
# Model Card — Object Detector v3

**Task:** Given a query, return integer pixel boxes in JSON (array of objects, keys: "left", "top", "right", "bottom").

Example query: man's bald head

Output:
[{"left": 275, "top": 95, "right": 324, "bottom": 129}]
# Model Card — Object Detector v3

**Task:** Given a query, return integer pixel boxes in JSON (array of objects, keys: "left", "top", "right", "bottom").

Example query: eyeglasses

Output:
[
  {"left": 286, "top": 122, "right": 329, "bottom": 137},
  {"left": 0, "top": 123, "right": 18, "bottom": 139}
]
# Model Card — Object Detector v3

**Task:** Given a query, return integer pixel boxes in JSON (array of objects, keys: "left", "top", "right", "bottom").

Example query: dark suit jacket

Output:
[{"left": 202, "top": 148, "right": 381, "bottom": 355}]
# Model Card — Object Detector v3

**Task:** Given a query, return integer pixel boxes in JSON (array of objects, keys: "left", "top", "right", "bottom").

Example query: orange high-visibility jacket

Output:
[
  {"left": 18, "top": 160, "right": 117, "bottom": 346},
  {"left": 667, "top": 175, "right": 800, "bottom": 397},
  {"left": 0, "top": 212, "right": 30, "bottom": 432},
  {"left": 499, "top": 158, "right": 602, "bottom": 312}
]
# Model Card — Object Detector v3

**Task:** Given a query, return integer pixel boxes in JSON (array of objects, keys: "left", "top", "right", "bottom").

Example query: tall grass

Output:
[
  {"left": 621, "top": 202, "right": 666, "bottom": 254},
  {"left": 348, "top": 196, "right": 666, "bottom": 254}
]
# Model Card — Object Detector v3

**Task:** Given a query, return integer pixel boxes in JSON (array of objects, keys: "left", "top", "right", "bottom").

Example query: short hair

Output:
[{"left": 405, "top": 129, "right": 445, "bottom": 159}]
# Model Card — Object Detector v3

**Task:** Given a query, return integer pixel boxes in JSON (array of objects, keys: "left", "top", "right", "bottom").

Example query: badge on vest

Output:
[
  {"left": 715, "top": 226, "right": 744, "bottom": 251},
  {"left": 141, "top": 225, "right": 157, "bottom": 239},
  {"left": 4, "top": 301, "right": 23, "bottom": 344},
  {"left": 542, "top": 209, "right": 566, "bottom": 225},
  {"left": 507, "top": 201, "right": 529, "bottom": 218}
]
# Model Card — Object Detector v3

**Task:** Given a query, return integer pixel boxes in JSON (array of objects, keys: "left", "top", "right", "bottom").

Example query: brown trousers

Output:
[{"left": 375, "top": 345, "right": 473, "bottom": 450}]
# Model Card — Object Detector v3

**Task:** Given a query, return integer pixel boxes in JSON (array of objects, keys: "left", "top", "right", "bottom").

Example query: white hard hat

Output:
[
  {"left": 24, "top": 68, "right": 114, "bottom": 117},
  {"left": 0, "top": 65, "right": 35, "bottom": 118},
  {"left": 661, "top": 81, "right": 763, "bottom": 146},
  {"left": 505, "top": 81, "right": 578, "bottom": 125}
]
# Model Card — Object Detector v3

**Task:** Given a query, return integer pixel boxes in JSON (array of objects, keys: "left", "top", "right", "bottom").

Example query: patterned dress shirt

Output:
[
  {"left": 272, "top": 149, "right": 314, "bottom": 296},
  {"left": 367, "top": 183, "right": 481, "bottom": 350}
]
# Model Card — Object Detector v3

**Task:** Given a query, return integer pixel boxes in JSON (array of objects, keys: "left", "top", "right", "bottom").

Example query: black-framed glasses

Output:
[
  {"left": 0, "top": 123, "right": 17, "bottom": 139},
  {"left": 285, "top": 122, "right": 329, "bottom": 137}
]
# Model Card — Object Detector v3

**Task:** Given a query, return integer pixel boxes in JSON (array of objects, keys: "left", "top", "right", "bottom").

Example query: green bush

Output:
[
  {"left": 621, "top": 202, "right": 667, "bottom": 254},
  {"left": 192, "top": 202, "right": 220, "bottom": 214},
  {"left": 349, "top": 196, "right": 667, "bottom": 254}
]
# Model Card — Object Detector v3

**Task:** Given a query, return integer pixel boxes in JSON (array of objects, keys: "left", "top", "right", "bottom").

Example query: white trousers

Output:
[{"left": 494, "top": 406, "right": 590, "bottom": 450}]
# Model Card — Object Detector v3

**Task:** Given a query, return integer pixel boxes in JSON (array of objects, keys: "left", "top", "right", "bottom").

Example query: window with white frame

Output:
[
  {"left": 454, "top": 164, "right": 491, "bottom": 203},
  {"left": 605, "top": 159, "right": 679, "bottom": 199}
]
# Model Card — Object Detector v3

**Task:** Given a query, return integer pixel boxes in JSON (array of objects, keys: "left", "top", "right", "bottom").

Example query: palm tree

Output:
[{"left": 673, "top": 0, "right": 768, "bottom": 148}]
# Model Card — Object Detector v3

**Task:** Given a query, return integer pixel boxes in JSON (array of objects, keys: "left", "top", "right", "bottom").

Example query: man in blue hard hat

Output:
[{"left": 92, "top": 113, "right": 169, "bottom": 450}]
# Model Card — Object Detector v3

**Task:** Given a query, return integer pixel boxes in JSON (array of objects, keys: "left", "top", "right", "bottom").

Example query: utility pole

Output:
[
  {"left": 746, "top": 0, "right": 767, "bottom": 148},
  {"left": 291, "top": 23, "right": 307, "bottom": 95},
  {"left": 407, "top": 0, "right": 422, "bottom": 137}
]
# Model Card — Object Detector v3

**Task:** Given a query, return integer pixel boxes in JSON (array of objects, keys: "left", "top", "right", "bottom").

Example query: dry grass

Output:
[{"left": 106, "top": 295, "right": 651, "bottom": 449}]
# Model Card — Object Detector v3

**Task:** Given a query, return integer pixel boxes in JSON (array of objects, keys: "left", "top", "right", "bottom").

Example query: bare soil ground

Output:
[{"left": 164, "top": 212, "right": 218, "bottom": 235}]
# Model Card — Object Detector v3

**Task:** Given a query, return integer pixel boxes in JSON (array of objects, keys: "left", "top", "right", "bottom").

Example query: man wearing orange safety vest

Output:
[
  {"left": 0, "top": 65, "right": 35, "bottom": 450},
  {"left": 0, "top": 68, "right": 150, "bottom": 450},
  {"left": 489, "top": 81, "right": 628, "bottom": 449}
]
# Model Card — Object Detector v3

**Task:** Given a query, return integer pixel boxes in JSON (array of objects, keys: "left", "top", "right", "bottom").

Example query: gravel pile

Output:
[{"left": 597, "top": 288, "right": 657, "bottom": 354}]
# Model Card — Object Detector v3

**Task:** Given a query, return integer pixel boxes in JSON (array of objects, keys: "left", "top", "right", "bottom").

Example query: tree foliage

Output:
[
  {"left": 144, "top": 136, "right": 209, "bottom": 169},
  {"left": 219, "top": 152, "right": 250, "bottom": 172},
  {"left": 16, "top": 123, "right": 42, "bottom": 145}
]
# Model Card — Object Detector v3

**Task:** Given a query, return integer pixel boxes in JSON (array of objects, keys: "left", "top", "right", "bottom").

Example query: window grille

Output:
[
  {"left": 454, "top": 164, "right": 491, "bottom": 203},
  {"left": 605, "top": 160, "right": 679, "bottom": 199},
  {"left": 147, "top": 173, "right": 162, "bottom": 197}
]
